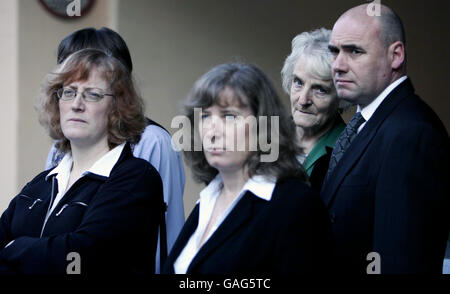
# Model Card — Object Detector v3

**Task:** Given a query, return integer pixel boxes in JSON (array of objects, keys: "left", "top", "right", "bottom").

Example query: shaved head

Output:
[
  {"left": 329, "top": 3, "right": 407, "bottom": 105},
  {"left": 338, "top": 3, "right": 406, "bottom": 49}
]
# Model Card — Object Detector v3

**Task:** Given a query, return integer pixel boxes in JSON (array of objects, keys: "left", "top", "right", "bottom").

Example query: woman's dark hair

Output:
[
  {"left": 57, "top": 27, "right": 133, "bottom": 72},
  {"left": 183, "top": 63, "right": 307, "bottom": 185},
  {"left": 37, "top": 49, "right": 145, "bottom": 152}
]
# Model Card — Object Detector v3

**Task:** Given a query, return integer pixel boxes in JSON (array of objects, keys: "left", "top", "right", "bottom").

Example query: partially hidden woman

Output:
[
  {"left": 163, "top": 63, "right": 332, "bottom": 274},
  {"left": 0, "top": 49, "right": 164, "bottom": 274},
  {"left": 281, "top": 28, "right": 350, "bottom": 191}
]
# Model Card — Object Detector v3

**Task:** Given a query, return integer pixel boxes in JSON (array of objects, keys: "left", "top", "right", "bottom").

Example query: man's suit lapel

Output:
[
  {"left": 186, "top": 192, "right": 259, "bottom": 273},
  {"left": 321, "top": 78, "right": 415, "bottom": 207}
]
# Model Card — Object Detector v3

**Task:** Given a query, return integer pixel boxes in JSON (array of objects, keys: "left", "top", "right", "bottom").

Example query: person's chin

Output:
[
  {"left": 207, "top": 159, "right": 226, "bottom": 170},
  {"left": 336, "top": 90, "right": 358, "bottom": 103},
  {"left": 294, "top": 116, "right": 316, "bottom": 129},
  {"left": 64, "top": 131, "right": 91, "bottom": 144}
]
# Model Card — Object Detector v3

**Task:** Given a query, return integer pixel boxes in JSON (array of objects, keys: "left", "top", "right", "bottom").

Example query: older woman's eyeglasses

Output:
[{"left": 57, "top": 87, "right": 114, "bottom": 102}]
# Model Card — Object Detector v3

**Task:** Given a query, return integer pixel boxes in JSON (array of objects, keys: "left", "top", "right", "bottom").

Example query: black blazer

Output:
[
  {"left": 309, "top": 146, "right": 334, "bottom": 193},
  {"left": 162, "top": 177, "right": 332, "bottom": 274},
  {"left": 0, "top": 144, "right": 164, "bottom": 275},
  {"left": 320, "top": 78, "right": 449, "bottom": 273}
]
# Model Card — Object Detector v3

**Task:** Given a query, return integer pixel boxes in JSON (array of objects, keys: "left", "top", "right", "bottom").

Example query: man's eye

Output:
[{"left": 328, "top": 46, "right": 339, "bottom": 56}]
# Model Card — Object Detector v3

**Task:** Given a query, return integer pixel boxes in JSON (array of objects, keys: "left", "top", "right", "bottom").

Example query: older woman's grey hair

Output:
[
  {"left": 281, "top": 28, "right": 350, "bottom": 111},
  {"left": 183, "top": 63, "right": 307, "bottom": 185}
]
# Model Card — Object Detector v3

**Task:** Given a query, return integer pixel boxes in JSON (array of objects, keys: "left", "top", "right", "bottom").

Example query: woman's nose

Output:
[
  {"left": 203, "top": 115, "right": 225, "bottom": 142},
  {"left": 298, "top": 89, "right": 312, "bottom": 106},
  {"left": 209, "top": 115, "right": 224, "bottom": 136},
  {"left": 71, "top": 93, "right": 85, "bottom": 111}
]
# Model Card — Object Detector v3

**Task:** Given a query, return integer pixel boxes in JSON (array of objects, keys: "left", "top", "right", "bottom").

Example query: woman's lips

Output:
[
  {"left": 205, "top": 148, "right": 226, "bottom": 155},
  {"left": 295, "top": 109, "right": 315, "bottom": 115},
  {"left": 68, "top": 118, "right": 87, "bottom": 123}
]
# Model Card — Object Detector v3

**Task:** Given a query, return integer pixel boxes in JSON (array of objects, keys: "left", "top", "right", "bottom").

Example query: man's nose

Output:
[{"left": 332, "top": 52, "right": 348, "bottom": 74}]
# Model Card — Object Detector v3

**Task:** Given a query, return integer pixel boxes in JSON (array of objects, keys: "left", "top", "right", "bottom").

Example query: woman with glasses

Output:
[
  {"left": 0, "top": 49, "right": 164, "bottom": 274},
  {"left": 46, "top": 28, "right": 186, "bottom": 274}
]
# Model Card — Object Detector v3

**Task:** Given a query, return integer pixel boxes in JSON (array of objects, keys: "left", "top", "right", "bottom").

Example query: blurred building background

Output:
[{"left": 0, "top": 0, "right": 448, "bottom": 217}]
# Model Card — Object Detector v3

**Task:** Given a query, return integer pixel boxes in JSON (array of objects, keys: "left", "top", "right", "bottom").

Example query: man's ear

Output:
[{"left": 389, "top": 41, "right": 405, "bottom": 70}]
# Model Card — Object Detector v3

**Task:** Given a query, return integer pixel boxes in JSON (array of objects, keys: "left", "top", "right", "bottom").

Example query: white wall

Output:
[{"left": 0, "top": 0, "right": 18, "bottom": 211}]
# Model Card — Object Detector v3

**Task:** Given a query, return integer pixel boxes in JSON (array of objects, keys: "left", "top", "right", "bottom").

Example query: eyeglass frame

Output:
[{"left": 56, "top": 87, "right": 114, "bottom": 102}]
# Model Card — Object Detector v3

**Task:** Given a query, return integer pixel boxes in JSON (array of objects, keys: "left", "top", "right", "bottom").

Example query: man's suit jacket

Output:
[
  {"left": 163, "top": 178, "right": 332, "bottom": 274},
  {"left": 320, "top": 78, "right": 449, "bottom": 273}
]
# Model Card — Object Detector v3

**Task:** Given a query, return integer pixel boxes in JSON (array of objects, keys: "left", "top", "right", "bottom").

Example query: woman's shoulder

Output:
[
  {"left": 266, "top": 177, "right": 329, "bottom": 228},
  {"left": 274, "top": 177, "right": 315, "bottom": 196},
  {"left": 109, "top": 145, "right": 162, "bottom": 184},
  {"left": 272, "top": 177, "right": 324, "bottom": 210},
  {"left": 115, "top": 155, "right": 161, "bottom": 179},
  {"left": 27, "top": 169, "right": 55, "bottom": 186}
]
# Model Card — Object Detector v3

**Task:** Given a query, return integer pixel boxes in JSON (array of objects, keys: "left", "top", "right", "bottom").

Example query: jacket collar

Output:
[
  {"left": 321, "top": 78, "right": 415, "bottom": 207},
  {"left": 168, "top": 176, "right": 276, "bottom": 273},
  {"left": 358, "top": 76, "right": 408, "bottom": 128},
  {"left": 198, "top": 174, "right": 276, "bottom": 204},
  {"left": 45, "top": 142, "right": 129, "bottom": 180},
  {"left": 186, "top": 192, "right": 261, "bottom": 273}
]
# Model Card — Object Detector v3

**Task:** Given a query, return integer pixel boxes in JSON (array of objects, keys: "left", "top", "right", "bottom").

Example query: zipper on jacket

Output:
[
  {"left": 40, "top": 177, "right": 56, "bottom": 238},
  {"left": 28, "top": 198, "right": 42, "bottom": 210},
  {"left": 55, "top": 204, "right": 69, "bottom": 216},
  {"left": 18, "top": 194, "right": 43, "bottom": 210},
  {"left": 55, "top": 201, "right": 88, "bottom": 217}
]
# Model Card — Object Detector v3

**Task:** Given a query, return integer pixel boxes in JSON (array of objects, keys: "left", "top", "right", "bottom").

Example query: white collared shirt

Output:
[
  {"left": 173, "top": 174, "right": 276, "bottom": 274},
  {"left": 357, "top": 76, "right": 408, "bottom": 133},
  {"left": 45, "top": 143, "right": 126, "bottom": 216}
]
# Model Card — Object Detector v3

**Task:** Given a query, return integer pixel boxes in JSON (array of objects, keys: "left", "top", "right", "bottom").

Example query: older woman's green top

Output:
[{"left": 303, "top": 116, "right": 346, "bottom": 177}]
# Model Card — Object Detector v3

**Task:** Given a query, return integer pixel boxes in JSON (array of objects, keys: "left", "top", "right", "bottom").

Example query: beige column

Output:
[{"left": 0, "top": 0, "right": 18, "bottom": 211}]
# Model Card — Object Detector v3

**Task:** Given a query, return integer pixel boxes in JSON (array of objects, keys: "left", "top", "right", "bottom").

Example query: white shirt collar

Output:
[
  {"left": 198, "top": 174, "right": 276, "bottom": 204},
  {"left": 46, "top": 142, "right": 126, "bottom": 180},
  {"left": 357, "top": 76, "right": 408, "bottom": 123},
  {"left": 174, "top": 174, "right": 276, "bottom": 274}
]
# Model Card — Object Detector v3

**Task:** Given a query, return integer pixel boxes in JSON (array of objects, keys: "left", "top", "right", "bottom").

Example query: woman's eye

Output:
[
  {"left": 313, "top": 87, "right": 329, "bottom": 96},
  {"left": 293, "top": 78, "right": 303, "bottom": 87},
  {"left": 63, "top": 89, "right": 76, "bottom": 97},
  {"left": 87, "top": 91, "right": 102, "bottom": 98}
]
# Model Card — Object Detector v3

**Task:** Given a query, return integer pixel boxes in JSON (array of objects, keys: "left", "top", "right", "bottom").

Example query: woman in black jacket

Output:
[
  {"left": 163, "top": 63, "right": 332, "bottom": 274},
  {"left": 0, "top": 49, "right": 164, "bottom": 275}
]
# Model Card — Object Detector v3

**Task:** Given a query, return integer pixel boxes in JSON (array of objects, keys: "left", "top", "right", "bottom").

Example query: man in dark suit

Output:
[{"left": 323, "top": 3, "right": 449, "bottom": 273}]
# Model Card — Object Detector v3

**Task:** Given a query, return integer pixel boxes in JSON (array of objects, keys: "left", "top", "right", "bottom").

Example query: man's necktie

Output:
[{"left": 326, "top": 112, "right": 366, "bottom": 177}]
